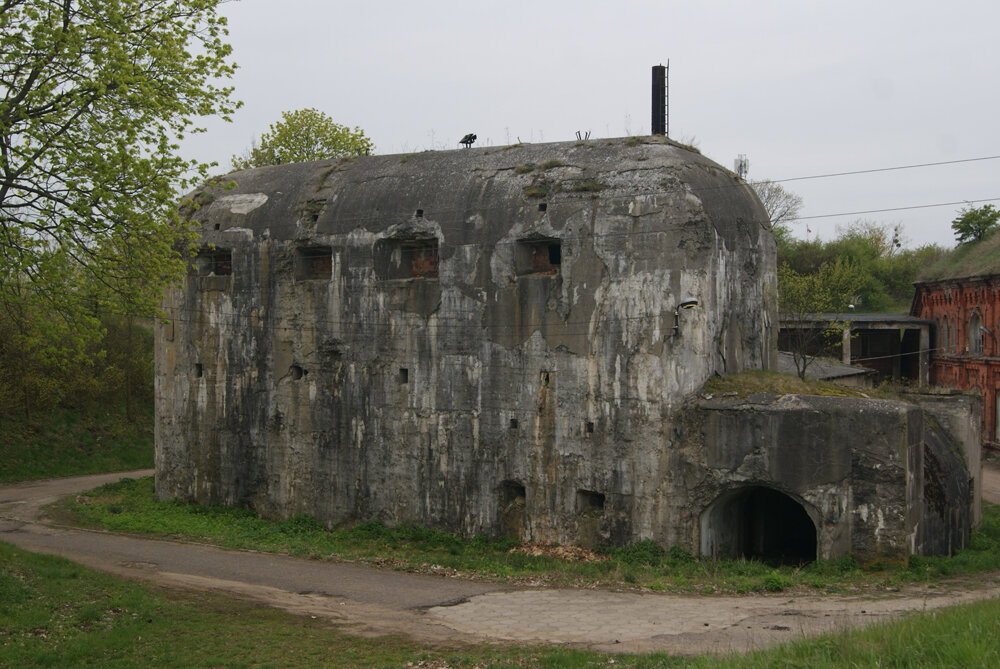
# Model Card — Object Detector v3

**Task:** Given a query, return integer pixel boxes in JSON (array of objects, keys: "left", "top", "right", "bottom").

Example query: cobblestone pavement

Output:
[{"left": 426, "top": 578, "right": 1000, "bottom": 654}]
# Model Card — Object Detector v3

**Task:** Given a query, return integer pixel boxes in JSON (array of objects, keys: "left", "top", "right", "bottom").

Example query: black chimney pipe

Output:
[{"left": 651, "top": 65, "right": 667, "bottom": 136}]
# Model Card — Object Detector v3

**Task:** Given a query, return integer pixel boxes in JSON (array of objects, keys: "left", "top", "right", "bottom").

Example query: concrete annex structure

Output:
[{"left": 156, "top": 137, "right": 975, "bottom": 563}]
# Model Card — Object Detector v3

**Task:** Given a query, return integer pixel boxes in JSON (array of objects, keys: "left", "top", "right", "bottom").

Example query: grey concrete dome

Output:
[{"left": 157, "top": 135, "right": 778, "bottom": 547}]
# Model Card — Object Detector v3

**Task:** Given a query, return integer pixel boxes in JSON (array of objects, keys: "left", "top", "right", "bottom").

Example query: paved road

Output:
[
  {"left": 2, "top": 468, "right": 1000, "bottom": 655},
  {"left": 0, "top": 470, "right": 499, "bottom": 644}
]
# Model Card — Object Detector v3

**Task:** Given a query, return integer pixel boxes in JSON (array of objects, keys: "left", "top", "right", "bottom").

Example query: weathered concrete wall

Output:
[
  {"left": 155, "top": 136, "right": 973, "bottom": 562},
  {"left": 919, "top": 414, "right": 972, "bottom": 555},
  {"left": 155, "top": 136, "right": 777, "bottom": 547},
  {"left": 903, "top": 389, "right": 982, "bottom": 529},
  {"left": 687, "top": 394, "right": 971, "bottom": 563}
]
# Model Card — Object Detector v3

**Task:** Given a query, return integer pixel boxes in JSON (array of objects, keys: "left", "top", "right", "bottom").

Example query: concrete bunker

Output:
[
  {"left": 700, "top": 485, "right": 818, "bottom": 563},
  {"left": 155, "top": 136, "right": 977, "bottom": 562}
]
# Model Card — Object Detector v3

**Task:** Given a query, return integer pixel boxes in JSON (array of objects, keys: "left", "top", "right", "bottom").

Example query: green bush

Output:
[
  {"left": 613, "top": 539, "right": 666, "bottom": 566},
  {"left": 762, "top": 570, "right": 792, "bottom": 592}
]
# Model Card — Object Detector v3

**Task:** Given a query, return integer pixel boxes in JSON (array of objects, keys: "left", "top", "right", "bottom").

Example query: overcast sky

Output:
[{"left": 185, "top": 0, "right": 1000, "bottom": 249}]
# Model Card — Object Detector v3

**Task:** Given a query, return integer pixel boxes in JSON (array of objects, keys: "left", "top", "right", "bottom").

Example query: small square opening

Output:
[
  {"left": 197, "top": 248, "right": 232, "bottom": 276},
  {"left": 516, "top": 237, "right": 561, "bottom": 276},
  {"left": 509, "top": 418, "right": 519, "bottom": 430},
  {"left": 399, "top": 368, "right": 409, "bottom": 384},
  {"left": 585, "top": 421, "right": 595, "bottom": 435},
  {"left": 375, "top": 237, "right": 439, "bottom": 279},
  {"left": 195, "top": 363, "right": 203, "bottom": 378},
  {"left": 576, "top": 489, "right": 605, "bottom": 516},
  {"left": 295, "top": 246, "right": 332, "bottom": 280},
  {"left": 499, "top": 481, "right": 526, "bottom": 509}
]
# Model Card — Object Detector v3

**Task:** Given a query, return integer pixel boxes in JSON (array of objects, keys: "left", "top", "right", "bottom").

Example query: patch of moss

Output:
[
  {"left": 177, "top": 188, "right": 216, "bottom": 218},
  {"left": 566, "top": 181, "right": 606, "bottom": 193},
  {"left": 539, "top": 159, "right": 564, "bottom": 170},
  {"left": 513, "top": 163, "right": 535, "bottom": 174},
  {"left": 701, "top": 369, "right": 905, "bottom": 400},
  {"left": 523, "top": 185, "right": 548, "bottom": 198},
  {"left": 296, "top": 199, "right": 325, "bottom": 217},
  {"left": 315, "top": 166, "right": 337, "bottom": 191}
]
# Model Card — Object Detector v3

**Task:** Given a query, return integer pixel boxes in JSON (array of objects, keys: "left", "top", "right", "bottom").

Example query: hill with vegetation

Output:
[
  {"left": 918, "top": 225, "right": 1000, "bottom": 282},
  {"left": 777, "top": 221, "right": 947, "bottom": 313},
  {"left": 0, "top": 315, "right": 154, "bottom": 482}
]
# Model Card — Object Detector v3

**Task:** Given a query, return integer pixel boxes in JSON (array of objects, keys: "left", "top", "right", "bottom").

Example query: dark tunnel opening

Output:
[{"left": 701, "top": 486, "right": 817, "bottom": 564}]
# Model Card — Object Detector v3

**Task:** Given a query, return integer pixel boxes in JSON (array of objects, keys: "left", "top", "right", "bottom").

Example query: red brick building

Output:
[{"left": 911, "top": 274, "right": 1000, "bottom": 444}]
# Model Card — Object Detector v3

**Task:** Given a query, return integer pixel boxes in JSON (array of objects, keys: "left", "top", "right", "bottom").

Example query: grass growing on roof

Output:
[{"left": 701, "top": 369, "right": 908, "bottom": 400}]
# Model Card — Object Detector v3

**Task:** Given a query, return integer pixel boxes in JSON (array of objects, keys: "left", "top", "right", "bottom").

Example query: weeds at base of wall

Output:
[{"left": 52, "top": 477, "right": 1000, "bottom": 596}]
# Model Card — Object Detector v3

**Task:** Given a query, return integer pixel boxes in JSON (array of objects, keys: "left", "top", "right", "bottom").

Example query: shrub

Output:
[
  {"left": 613, "top": 539, "right": 665, "bottom": 566},
  {"left": 762, "top": 570, "right": 792, "bottom": 592}
]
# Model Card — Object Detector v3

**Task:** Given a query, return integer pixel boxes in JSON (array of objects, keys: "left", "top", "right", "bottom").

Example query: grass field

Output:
[{"left": 2, "top": 541, "right": 999, "bottom": 668}]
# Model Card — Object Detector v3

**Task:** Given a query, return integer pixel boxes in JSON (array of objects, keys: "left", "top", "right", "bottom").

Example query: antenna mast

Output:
[{"left": 734, "top": 154, "right": 749, "bottom": 180}]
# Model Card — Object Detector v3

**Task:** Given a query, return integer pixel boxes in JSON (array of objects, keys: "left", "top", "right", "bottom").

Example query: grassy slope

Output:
[
  {"left": 0, "top": 403, "right": 153, "bottom": 483},
  {"left": 919, "top": 225, "right": 1000, "bottom": 281},
  {"left": 2, "top": 542, "right": 999, "bottom": 668}
]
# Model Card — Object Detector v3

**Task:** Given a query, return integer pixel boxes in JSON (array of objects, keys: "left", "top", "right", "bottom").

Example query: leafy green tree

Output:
[
  {"left": 232, "top": 108, "right": 374, "bottom": 169},
  {"left": 779, "top": 221, "right": 944, "bottom": 313},
  {"left": 951, "top": 204, "right": 1000, "bottom": 245},
  {"left": 0, "top": 1, "right": 237, "bottom": 416},
  {"left": 0, "top": 0, "right": 238, "bottom": 340},
  {"left": 778, "top": 259, "right": 865, "bottom": 379}
]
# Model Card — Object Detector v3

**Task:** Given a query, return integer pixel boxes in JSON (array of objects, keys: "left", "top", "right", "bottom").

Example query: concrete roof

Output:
[{"left": 186, "top": 135, "right": 768, "bottom": 251}]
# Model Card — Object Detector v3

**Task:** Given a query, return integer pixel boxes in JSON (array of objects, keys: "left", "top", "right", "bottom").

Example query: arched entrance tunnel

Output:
[{"left": 700, "top": 486, "right": 817, "bottom": 564}]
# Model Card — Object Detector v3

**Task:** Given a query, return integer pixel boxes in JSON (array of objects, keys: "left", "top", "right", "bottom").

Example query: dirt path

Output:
[{"left": 2, "top": 469, "right": 1000, "bottom": 656}]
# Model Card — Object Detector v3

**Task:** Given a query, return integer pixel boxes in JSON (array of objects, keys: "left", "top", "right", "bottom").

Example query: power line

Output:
[
  {"left": 792, "top": 196, "right": 1000, "bottom": 222},
  {"left": 771, "top": 155, "right": 1000, "bottom": 184}
]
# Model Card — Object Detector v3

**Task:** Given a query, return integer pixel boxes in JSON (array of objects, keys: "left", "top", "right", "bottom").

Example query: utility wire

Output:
[
  {"left": 792, "top": 197, "right": 1000, "bottom": 222},
  {"left": 771, "top": 155, "right": 1000, "bottom": 184}
]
